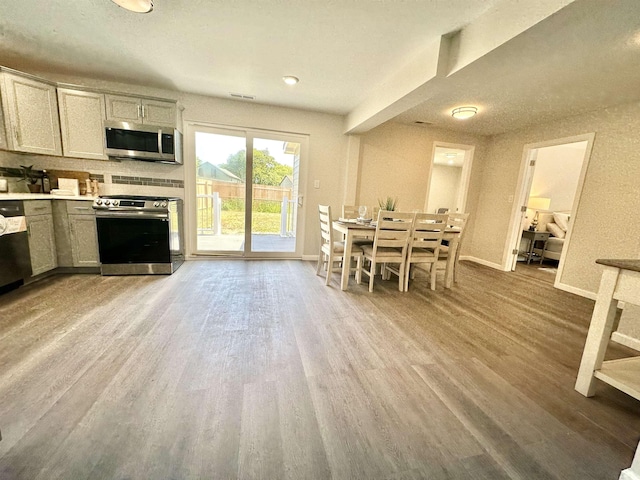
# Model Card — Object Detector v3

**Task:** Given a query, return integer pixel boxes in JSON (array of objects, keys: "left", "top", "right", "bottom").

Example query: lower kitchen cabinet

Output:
[
  {"left": 24, "top": 201, "right": 57, "bottom": 276},
  {"left": 53, "top": 200, "right": 100, "bottom": 268},
  {"left": 69, "top": 214, "right": 100, "bottom": 266}
]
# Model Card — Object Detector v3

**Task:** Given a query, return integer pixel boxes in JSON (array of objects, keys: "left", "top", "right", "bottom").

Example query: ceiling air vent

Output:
[{"left": 230, "top": 93, "right": 256, "bottom": 100}]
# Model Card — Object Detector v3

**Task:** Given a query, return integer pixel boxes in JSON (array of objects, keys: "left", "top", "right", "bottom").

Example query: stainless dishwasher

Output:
[{"left": 0, "top": 201, "right": 32, "bottom": 293}]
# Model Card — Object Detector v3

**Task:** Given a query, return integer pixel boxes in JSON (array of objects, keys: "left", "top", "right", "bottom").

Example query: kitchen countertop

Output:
[{"left": 0, "top": 193, "right": 96, "bottom": 201}]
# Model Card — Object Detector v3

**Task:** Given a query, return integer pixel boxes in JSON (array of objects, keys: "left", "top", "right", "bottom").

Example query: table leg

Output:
[
  {"left": 341, "top": 231, "right": 353, "bottom": 291},
  {"left": 575, "top": 266, "right": 620, "bottom": 396},
  {"left": 527, "top": 237, "right": 534, "bottom": 264},
  {"left": 444, "top": 237, "right": 458, "bottom": 289}
]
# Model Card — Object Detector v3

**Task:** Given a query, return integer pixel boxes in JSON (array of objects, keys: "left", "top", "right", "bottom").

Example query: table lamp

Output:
[{"left": 528, "top": 197, "right": 551, "bottom": 231}]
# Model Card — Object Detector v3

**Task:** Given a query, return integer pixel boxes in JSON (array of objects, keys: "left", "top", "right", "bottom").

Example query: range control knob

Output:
[
  {"left": 95, "top": 199, "right": 102, "bottom": 205},
  {"left": 153, "top": 202, "right": 160, "bottom": 207},
  {"left": 113, "top": 200, "right": 119, "bottom": 206},
  {"left": 161, "top": 202, "right": 167, "bottom": 208},
  {"left": 104, "top": 200, "right": 111, "bottom": 206}
]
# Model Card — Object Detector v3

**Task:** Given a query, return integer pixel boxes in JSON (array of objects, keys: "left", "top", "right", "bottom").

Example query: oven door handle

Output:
[{"left": 95, "top": 212, "right": 169, "bottom": 220}]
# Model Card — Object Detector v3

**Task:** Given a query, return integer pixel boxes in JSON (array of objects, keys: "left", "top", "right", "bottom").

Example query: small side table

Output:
[
  {"left": 520, "top": 230, "right": 550, "bottom": 264},
  {"left": 575, "top": 259, "right": 640, "bottom": 400}
]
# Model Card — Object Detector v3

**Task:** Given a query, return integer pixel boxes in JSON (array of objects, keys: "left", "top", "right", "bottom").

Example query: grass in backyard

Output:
[{"left": 221, "top": 211, "right": 281, "bottom": 234}]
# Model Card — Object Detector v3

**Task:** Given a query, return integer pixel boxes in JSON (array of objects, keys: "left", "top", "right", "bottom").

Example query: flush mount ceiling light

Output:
[
  {"left": 111, "top": 0, "right": 153, "bottom": 13},
  {"left": 444, "top": 153, "right": 457, "bottom": 158},
  {"left": 451, "top": 106, "right": 478, "bottom": 120},
  {"left": 283, "top": 76, "right": 299, "bottom": 85}
]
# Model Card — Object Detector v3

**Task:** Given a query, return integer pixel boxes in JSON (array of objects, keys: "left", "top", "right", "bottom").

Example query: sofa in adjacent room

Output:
[{"left": 533, "top": 211, "right": 571, "bottom": 262}]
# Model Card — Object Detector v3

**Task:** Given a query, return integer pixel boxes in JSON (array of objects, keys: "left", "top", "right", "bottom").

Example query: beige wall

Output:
[
  {"left": 466, "top": 101, "right": 640, "bottom": 294},
  {"left": 355, "top": 123, "right": 488, "bottom": 236}
]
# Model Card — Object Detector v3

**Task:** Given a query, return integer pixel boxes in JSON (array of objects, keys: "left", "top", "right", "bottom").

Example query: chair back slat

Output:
[
  {"left": 341, "top": 205, "right": 359, "bottom": 219},
  {"left": 373, "top": 211, "right": 414, "bottom": 249},
  {"left": 318, "top": 205, "right": 335, "bottom": 245},
  {"left": 410, "top": 213, "right": 449, "bottom": 252},
  {"left": 446, "top": 212, "right": 469, "bottom": 233}
]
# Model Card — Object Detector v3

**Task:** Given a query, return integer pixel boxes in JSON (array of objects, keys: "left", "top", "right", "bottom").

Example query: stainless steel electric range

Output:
[{"left": 93, "top": 195, "right": 184, "bottom": 275}]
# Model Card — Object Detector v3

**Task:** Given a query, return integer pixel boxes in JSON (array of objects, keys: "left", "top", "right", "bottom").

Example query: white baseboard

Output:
[
  {"left": 611, "top": 332, "right": 640, "bottom": 353},
  {"left": 460, "top": 256, "right": 506, "bottom": 271},
  {"left": 620, "top": 468, "right": 640, "bottom": 480},
  {"left": 554, "top": 281, "right": 597, "bottom": 300},
  {"left": 302, "top": 255, "right": 319, "bottom": 261}
]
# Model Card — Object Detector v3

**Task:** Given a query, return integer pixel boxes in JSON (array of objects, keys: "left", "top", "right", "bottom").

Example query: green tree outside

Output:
[{"left": 223, "top": 149, "right": 292, "bottom": 186}]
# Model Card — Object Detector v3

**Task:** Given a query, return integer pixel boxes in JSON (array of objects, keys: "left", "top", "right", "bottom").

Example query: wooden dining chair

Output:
[
  {"left": 438, "top": 212, "right": 470, "bottom": 284},
  {"left": 341, "top": 205, "right": 359, "bottom": 219},
  {"left": 360, "top": 211, "right": 414, "bottom": 292},
  {"left": 341, "top": 204, "right": 376, "bottom": 249},
  {"left": 404, "top": 213, "right": 449, "bottom": 291},
  {"left": 316, "top": 205, "right": 363, "bottom": 286}
]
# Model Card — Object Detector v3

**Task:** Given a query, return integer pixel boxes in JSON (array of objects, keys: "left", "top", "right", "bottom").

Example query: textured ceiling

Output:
[
  {"left": 0, "top": 0, "right": 497, "bottom": 114},
  {"left": 1, "top": 0, "right": 640, "bottom": 136}
]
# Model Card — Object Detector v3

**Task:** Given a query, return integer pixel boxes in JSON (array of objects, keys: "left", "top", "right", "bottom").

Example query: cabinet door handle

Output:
[
  {"left": 74, "top": 207, "right": 90, "bottom": 211},
  {"left": 141, "top": 105, "right": 146, "bottom": 118},
  {"left": 137, "top": 105, "right": 141, "bottom": 119}
]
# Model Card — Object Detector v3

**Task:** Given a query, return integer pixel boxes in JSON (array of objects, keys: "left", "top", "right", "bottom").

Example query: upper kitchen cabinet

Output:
[
  {"left": 105, "top": 94, "right": 179, "bottom": 129},
  {"left": 57, "top": 88, "right": 108, "bottom": 160},
  {"left": 0, "top": 101, "right": 7, "bottom": 150},
  {"left": 0, "top": 71, "right": 63, "bottom": 155}
]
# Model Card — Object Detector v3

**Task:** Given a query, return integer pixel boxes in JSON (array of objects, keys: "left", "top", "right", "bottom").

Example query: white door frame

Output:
[
  {"left": 423, "top": 141, "right": 475, "bottom": 213},
  {"left": 183, "top": 121, "right": 308, "bottom": 259},
  {"left": 504, "top": 133, "right": 595, "bottom": 287}
]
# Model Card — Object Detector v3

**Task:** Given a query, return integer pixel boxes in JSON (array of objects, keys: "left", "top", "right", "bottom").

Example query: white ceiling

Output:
[{"left": 1, "top": 0, "right": 640, "bottom": 136}]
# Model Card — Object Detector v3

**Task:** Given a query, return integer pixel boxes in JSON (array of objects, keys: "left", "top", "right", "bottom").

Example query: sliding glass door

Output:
[{"left": 187, "top": 124, "right": 305, "bottom": 257}]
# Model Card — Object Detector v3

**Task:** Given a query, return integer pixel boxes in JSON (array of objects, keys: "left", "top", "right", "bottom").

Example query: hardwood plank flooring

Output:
[{"left": 0, "top": 260, "right": 639, "bottom": 479}]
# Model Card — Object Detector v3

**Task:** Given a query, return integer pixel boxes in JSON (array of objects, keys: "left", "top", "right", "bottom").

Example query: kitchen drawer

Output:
[
  {"left": 24, "top": 200, "right": 52, "bottom": 216},
  {"left": 66, "top": 200, "right": 94, "bottom": 215}
]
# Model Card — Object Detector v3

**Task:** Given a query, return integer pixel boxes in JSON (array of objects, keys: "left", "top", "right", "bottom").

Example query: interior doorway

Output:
[
  {"left": 507, "top": 134, "right": 594, "bottom": 286},
  {"left": 424, "top": 142, "right": 474, "bottom": 214},
  {"left": 184, "top": 122, "right": 307, "bottom": 258}
]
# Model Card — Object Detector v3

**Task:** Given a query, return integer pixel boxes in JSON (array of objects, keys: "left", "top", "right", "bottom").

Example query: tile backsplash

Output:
[{"left": 0, "top": 150, "right": 185, "bottom": 197}]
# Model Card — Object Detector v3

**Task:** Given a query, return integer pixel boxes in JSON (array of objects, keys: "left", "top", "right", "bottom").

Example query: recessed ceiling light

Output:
[
  {"left": 111, "top": 0, "right": 153, "bottom": 13},
  {"left": 283, "top": 76, "right": 299, "bottom": 85},
  {"left": 451, "top": 106, "right": 478, "bottom": 120},
  {"left": 444, "top": 153, "right": 457, "bottom": 158}
]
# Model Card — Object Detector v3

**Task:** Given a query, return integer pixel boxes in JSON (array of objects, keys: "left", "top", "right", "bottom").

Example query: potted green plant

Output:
[
  {"left": 378, "top": 196, "right": 398, "bottom": 213},
  {"left": 19, "top": 165, "right": 42, "bottom": 193}
]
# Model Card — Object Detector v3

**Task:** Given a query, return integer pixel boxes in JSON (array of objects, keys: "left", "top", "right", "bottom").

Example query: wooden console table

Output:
[{"left": 575, "top": 259, "right": 640, "bottom": 400}]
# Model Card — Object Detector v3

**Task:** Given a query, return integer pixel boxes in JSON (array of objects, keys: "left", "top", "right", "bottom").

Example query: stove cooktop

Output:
[{"left": 100, "top": 195, "right": 176, "bottom": 201}]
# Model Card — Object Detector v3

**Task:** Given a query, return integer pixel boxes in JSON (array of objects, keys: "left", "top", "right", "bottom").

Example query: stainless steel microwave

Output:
[{"left": 104, "top": 121, "right": 183, "bottom": 164}]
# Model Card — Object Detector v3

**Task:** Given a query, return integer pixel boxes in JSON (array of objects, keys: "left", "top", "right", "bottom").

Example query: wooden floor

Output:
[{"left": 0, "top": 260, "right": 639, "bottom": 479}]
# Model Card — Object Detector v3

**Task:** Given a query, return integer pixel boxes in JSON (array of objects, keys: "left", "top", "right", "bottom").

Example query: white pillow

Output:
[
  {"left": 553, "top": 212, "right": 570, "bottom": 231},
  {"left": 546, "top": 222, "right": 566, "bottom": 239}
]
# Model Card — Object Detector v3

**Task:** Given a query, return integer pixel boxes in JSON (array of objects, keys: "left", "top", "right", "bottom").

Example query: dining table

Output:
[{"left": 332, "top": 219, "right": 461, "bottom": 291}]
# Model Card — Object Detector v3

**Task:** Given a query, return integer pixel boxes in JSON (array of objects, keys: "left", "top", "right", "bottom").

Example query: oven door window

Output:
[
  {"left": 105, "top": 128, "right": 160, "bottom": 154},
  {"left": 96, "top": 217, "right": 170, "bottom": 264}
]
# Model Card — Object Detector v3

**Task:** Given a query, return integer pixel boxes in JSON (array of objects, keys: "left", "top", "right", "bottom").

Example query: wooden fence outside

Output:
[
  {"left": 196, "top": 178, "right": 296, "bottom": 235},
  {"left": 197, "top": 178, "right": 292, "bottom": 201}
]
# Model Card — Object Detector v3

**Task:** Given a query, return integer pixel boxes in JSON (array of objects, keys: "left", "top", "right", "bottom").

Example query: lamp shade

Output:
[
  {"left": 527, "top": 197, "right": 551, "bottom": 211},
  {"left": 111, "top": 0, "right": 153, "bottom": 13}
]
